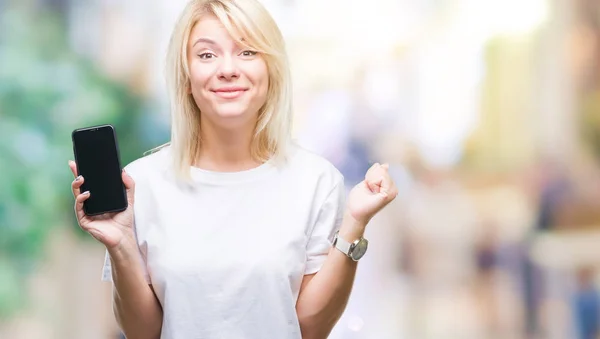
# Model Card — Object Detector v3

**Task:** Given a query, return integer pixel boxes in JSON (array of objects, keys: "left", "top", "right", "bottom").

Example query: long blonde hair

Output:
[{"left": 158, "top": 0, "right": 293, "bottom": 180}]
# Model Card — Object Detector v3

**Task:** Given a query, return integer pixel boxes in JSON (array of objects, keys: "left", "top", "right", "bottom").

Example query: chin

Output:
[
  {"left": 214, "top": 107, "right": 250, "bottom": 119},
  {"left": 211, "top": 106, "right": 257, "bottom": 129}
]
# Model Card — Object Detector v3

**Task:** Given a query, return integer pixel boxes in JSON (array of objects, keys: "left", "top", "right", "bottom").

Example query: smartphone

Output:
[{"left": 71, "top": 124, "right": 128, "bottom": 216}]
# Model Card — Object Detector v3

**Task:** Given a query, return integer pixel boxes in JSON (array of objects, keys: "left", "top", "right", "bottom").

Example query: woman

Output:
[{"left": 68, "top": 0, "right": 397, "bottom": 338}]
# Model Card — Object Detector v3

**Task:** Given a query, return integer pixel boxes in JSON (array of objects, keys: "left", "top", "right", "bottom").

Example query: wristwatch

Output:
[{"left": 332, "top": 231, "right": 369, "bottom": 261}]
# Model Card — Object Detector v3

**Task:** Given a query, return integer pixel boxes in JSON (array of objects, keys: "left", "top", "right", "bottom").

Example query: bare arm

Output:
[
  {"left": 295, "top": 213, "right": 365, "bottom": 339},
  {"left": 296, "top": 163, "right": 397, "bottom": 338},
  {"left": 109, "top": 242, "right": 163, "bottom": 339}
]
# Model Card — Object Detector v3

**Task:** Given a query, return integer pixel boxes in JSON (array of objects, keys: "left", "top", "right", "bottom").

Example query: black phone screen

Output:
[{"left": 72, "top": 125, "right": 127, "bottom": 215}]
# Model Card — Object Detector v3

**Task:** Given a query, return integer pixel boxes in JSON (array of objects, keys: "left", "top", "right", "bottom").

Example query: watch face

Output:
[{"left": 350, "top": 239, "right": 368, "bottom": 261}]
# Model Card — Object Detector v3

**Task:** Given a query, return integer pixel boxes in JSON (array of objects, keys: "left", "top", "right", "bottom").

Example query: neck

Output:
[{"left": 196, "top": 120, "right": 260, "bottom": 172}]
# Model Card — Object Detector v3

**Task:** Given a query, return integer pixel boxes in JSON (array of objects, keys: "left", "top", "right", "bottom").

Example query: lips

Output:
[
  {"left": 211, "top": 87, "right": 248, "bottom": 99},
  {"left": 213, "top": 86, "right": 247, "bottom": 92}
]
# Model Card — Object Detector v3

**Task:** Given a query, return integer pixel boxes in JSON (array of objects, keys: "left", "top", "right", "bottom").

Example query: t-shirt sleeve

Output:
[{"left": 304, "top": 176, "right": 346, "bottom": 275}]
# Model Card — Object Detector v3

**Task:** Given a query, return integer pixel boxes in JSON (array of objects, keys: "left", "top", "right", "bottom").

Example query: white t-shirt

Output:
[{"left": 101, "top": 144, "right": 346, "bottom": 339}]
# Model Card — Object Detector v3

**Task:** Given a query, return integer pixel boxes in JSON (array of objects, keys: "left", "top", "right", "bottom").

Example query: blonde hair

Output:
[{"left": 158, "top": 0, "right": 292, "bottom": 180}]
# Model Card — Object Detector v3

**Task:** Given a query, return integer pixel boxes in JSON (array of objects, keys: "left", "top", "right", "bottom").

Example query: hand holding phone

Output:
[{"left": 70, "top": 125, "right": 136, "bottom": 250}]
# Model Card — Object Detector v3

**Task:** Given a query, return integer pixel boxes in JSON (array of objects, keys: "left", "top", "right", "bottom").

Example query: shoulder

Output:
[
  {"left": 123, "top": 145, "right": 172, "bottom": 182},
  {"left": 283, "top": 142, "right": 344, "bottom": 189}
]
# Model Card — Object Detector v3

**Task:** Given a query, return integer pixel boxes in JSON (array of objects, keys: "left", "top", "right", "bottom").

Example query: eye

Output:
[
  {"left": 240, "top": 50, "right": 258, "bottom": 57},
  {"left": 198, "top": 52, "right": 216, "bottom": 59}
]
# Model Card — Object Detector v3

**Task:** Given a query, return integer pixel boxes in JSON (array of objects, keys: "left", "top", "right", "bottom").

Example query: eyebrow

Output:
[
  {"left": 192, "top": 36, "right": 249, "bottom": 47},
  {"left": 192, "top": 37, "right": 217, "bottom": 47}
]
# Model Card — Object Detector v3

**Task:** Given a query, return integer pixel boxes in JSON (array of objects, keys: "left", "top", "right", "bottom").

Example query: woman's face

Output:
[{"left": 187, "top": 15, "right": 269, "bottom": 130}]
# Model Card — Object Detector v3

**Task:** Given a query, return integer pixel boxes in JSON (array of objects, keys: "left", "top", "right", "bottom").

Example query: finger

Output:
[
  {"left": 363, "top": 179, "right": 378, "bottom": 193},
  {"left": 366, "top": 162, "right": 380, "bottom": 176},
  {"left": 68, "top": 160, "right": 78, "bottom": 178},
  {"left": 122, "top": 170, "right": 135, "bottom": 206},
  {"left": 74, "top": 190, "right": 91, "bottom": 222},
  {"left": 366, "top": 163, "right": 385, "bottom": 183},
  {"left": 367, "top": 182, "right": 379, "bottom": 193},
  {"left": 366, "top": 176, "right": 383, "bottom": 193},
  {"left": 379, "top": 174, "right": 397, "bottom": 198},
  {"left": 71, "top": 175, "right": 84, "bottom": 198}
]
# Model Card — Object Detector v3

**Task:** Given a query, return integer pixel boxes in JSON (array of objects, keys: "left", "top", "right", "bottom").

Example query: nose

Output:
[{"left": 217, "top": 55, "right": 239, "bottom": 80}]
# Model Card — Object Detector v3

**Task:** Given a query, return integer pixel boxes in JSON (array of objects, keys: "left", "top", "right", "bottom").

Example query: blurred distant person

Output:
[
  {"left": 67, "top": 1, "right": 397, "bottom": 338},
  {"left": 474, "top": 224, "right": 501, "bottom": 336},
  {"left": 536, "top": 160, "right": 570, "bottom": 232},
  {"left": 296, "top": 89, "right": 375, "bottom": 188},
  {"left": 573, "top": 267, "right": 600, "bottom": 339},
  {"left": 523, "top": 159, "right": 571, "bottom": 337}
]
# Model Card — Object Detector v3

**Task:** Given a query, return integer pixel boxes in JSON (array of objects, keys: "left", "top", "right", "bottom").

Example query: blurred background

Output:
[{"left": 2, "top": 0, "right": 600, "bottom": 338}]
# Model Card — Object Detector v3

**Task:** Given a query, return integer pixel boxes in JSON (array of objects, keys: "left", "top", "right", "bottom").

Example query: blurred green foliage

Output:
[{"left": 0, "top": 6, "right": 160, "bottom": 318}]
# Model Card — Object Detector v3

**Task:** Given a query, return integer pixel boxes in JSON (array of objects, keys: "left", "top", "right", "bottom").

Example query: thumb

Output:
[
  {"left": 122, "top": 170, "right": 135, "bottom": 206},
  {"left": 366, "top": 177, "right": 383, "bottom": 193}
]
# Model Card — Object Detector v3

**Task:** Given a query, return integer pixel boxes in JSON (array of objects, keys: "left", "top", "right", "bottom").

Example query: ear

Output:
[{"left": 186, "top": 80, "right": 192, "bottom": 94}]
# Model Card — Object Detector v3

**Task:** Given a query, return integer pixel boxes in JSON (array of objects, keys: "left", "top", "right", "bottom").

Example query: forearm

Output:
[
  {"left": 296, "top": 211, "right": 366, "bottom": 339},
  {"left": 109, "top": 241, "right": 163, "bottom": 339}
]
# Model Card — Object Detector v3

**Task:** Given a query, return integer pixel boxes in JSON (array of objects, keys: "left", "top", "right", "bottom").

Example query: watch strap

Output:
[{"left": 333, "top": 231, "right": 352, "bottom": 256}]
